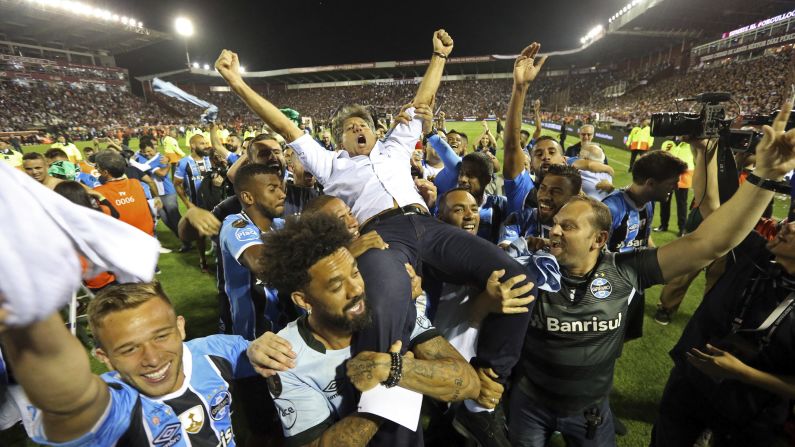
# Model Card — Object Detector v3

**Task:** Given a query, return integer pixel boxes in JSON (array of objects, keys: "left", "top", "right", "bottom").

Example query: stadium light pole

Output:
[{"left": 174, "top": 17, "right": 194, "bottom": 69}]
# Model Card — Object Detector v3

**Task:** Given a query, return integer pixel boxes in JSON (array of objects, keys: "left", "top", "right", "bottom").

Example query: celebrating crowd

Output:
[{"left": 2, "top": 29, "right": 795, "bottom": 447}]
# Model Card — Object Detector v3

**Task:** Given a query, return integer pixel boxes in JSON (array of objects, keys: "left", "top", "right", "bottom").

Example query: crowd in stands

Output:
[
  {"left": 2, "top": 46, "right": 793, "bottom": 142},
  {"left": 0, "top": 81, "right": 177, "bottom": 134},
  {"left": 2, "top": 31, "right": 795, "bottom": 447}
]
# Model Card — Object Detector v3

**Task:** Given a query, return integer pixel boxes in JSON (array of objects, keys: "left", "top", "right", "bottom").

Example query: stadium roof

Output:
[
  {"left": 139, "top": 0, "right": 791, "bottom": 86},
  {"left": 0, "top": 0, "right": 170, "bottom": 55}
]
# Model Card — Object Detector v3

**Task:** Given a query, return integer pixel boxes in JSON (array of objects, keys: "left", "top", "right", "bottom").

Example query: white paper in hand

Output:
[{"left": 357, "top": 385, "right": 423, "bottom": 431}]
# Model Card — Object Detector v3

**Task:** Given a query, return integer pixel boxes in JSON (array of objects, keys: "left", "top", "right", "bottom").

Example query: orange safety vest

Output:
[{"left": 94, "top": 178, "right": 154, "bottom": 236}]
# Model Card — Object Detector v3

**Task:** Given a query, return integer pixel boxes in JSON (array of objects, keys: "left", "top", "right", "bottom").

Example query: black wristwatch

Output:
[
  {"left": 746, "top": 172, "right": 786, "bottom": 192},
  {"left": 424, "top": 128, "right": 438, "bottom": 141}
]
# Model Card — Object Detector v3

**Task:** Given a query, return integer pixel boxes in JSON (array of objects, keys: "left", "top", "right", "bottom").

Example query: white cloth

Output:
[
  {"left": 288, "top": 108, "right": 425, "bottom": 223},
  {"left": 0, "top": 162, "right": 159, "bottom": 326},
  {"left": 580, "top": 170, "right": 613, "bottom": 201}
]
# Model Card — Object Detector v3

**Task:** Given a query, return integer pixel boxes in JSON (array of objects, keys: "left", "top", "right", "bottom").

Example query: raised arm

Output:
[
  {"left": 1, "top": 313, "right": 109, "bottom": 442},
  {"left": 209, "top": 123, "right": 232, "bottom": 161},
  {"left": 215, "top": 50, "right": 303, "bottom": 143},
  {"left": 505, "top": 43, "right": 548, "bottom": 180},
  {"left": 690, "top": 139, "right": 720, "bottom": 219},
  {"left": 412, "top": 30, "right": 454, "bottom": 107},
  {"left": 657, "top": 101, "right": 795, "bottom": 281},
  {"left": 532, "top": 99, "right": 543, "bottom": 140}
]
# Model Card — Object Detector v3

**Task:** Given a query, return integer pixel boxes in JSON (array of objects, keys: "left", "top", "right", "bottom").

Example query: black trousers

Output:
[
  {"left": 652, "top": 366, "right": 783, "bottom": 447},
  {"left": 352, "top": 214, "right": 534, "bottom": 380},
  {"left": 658, "top": 188, "right": 689, "bottom": 231}
]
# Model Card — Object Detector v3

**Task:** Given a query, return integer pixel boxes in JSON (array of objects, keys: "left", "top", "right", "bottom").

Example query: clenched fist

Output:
[
  {"left": 215, "top": 49, "right": 242, "bottom": 82},
  {"left": 433, "top": 29, "right": 454, "bottom": 57}
]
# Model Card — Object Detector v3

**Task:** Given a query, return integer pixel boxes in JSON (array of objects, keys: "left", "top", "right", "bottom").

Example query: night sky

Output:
[{"left": 113, "top": 0, "right": 629, "bottom": 79}]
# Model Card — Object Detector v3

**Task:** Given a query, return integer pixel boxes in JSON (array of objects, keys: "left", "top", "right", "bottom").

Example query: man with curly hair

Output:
[{"left": 257, "top": 212, "right": 479, "bottom": 446}]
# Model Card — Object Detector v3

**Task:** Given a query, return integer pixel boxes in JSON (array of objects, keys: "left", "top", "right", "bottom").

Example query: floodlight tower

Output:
[{"left": 174, "top": 17, "right": 194, "bottom": 68}]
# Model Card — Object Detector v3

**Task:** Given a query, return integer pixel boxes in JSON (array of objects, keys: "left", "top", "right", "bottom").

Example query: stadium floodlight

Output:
[
  {"left": 112, "top": 14, "right": 119, "bottom": 21},
  {"left": 240, "top": 66, "right": 246, "bottom": 72},
  {"left": 121, "top": 16, "right": 128, "bottom": 24},
  {"left": 175, "top": 17, "right": 194, "bottom": 37},
  {"left": 192, "top": 62, "right": 200, "bottom": 69},
  {"left": 203, "top": 64, "right": 210, "bottom": 70},
  {"left": 175, "top": 17, "right": 195, "bottom": 69}
]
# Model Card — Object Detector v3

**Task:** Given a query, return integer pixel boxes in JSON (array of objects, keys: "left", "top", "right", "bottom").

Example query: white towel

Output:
[{"left": 0, "top": 162, "right": 159, "bottom": 326}]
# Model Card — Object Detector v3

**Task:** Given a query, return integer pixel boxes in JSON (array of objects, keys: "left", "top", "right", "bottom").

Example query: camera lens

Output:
[{"left": 650, "top": 112, "right": 701, "bottom": 137}]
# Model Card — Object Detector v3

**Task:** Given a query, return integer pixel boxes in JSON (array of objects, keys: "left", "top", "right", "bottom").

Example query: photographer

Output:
[{"left": 652, "top": 104, "right": 795, "bottom": 446}]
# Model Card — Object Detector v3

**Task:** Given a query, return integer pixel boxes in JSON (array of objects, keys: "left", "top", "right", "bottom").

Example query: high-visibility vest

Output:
[
  {"left": 94, "top": 178, "right": 154, "bottom": 236},
  {"left": 633, "top": 126, "right": 653, "bottom": 151},
  {"left": 51, "top": 142, "right": 82, "bottom": 163},
  {"left": 627, "top": 127, "right": 640, "bottom": 149}
]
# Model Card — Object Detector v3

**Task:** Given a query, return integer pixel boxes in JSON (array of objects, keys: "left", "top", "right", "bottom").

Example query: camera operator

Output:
[{"left": 652, "top": 104, "right": 795, "bottom": 447}]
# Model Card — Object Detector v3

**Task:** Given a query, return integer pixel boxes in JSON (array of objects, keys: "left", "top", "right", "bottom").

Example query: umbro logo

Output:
[{"left": 322, "top": 380, "right": 337, "bottom": 393}]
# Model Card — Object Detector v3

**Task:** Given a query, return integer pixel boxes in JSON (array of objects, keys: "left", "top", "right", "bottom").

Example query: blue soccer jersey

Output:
[
  {"left": 499, "top": 207, "right": 550, "bottom": 245},
  {"left": 175, "top": 156, "right": 212, "bottom": 205},
  {"left": 602, "top": 190, "right": 654, "bottom": 252},
  {"left": 220, "top": 213, "right": 286, "bottom": 340},
  {"left": 268, "top": 308, "right": 439, "bottom": 447},
  {"left": 31, "top": 335, "right": 255, "bottom": 447},
  {"left": 134, "top": 153, "right": 176, "bottom": 196}
]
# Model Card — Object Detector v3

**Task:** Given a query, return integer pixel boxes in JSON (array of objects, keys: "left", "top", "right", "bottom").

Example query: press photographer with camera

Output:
[{"left": 652, "top": 101, "right": 795, "bottom": 447}]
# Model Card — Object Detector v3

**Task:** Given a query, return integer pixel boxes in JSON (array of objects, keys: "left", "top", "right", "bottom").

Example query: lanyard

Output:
[{"left": 731, "top": 265, "right": 795, "bottom": 346}]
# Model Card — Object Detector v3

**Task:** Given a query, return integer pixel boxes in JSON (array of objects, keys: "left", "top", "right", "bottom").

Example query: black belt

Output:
[{"left": 360, "top": 204, "right": 429, "bottom": 235}]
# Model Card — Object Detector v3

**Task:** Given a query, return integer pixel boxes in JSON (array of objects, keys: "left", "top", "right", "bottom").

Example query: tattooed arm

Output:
[
  {"left": 401, "top": 335, "right": 480, "bottom": 402},
  {"left": 346, "top": 336, "right": 479, "bottom": 402},
  {"left": 304, "top": 414, "right": 381, "bottom": 447}
]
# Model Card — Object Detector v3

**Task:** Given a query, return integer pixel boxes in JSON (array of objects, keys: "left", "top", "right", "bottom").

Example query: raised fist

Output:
[
  {"left": 433, "top": 29, "right": 454, "bottom": 57},
  {"left": 215, "top": 49, "right": 241, "bottom": 81}
]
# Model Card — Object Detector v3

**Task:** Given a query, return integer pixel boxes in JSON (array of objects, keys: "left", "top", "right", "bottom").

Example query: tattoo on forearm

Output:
[{"left": 322, "top": 414, "right": 380, "bottom": 447}]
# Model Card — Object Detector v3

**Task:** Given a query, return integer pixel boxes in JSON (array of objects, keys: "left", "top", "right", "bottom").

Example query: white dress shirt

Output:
[
  {"left": 580, "top": 170, "right": 614, "bottom": 201},
  {"left": 288, "top": 108, "right": 425, "bottom": 223}
]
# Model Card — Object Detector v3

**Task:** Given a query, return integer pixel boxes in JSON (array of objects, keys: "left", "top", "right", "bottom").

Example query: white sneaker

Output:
[{"left": 158, "top": 246, "right": 173, "bottom": 254}]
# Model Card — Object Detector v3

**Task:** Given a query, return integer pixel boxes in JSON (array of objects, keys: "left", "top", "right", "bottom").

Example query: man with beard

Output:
[
  {"left": 2, "top": 281, "right": 298, "bottom": 447},
  {"left": 174, "top": 134, "right": 215, "bottom": 269},
  {"left": 258, "top": 212, "right": 479, "bottom": 446},
  {"left": 216, "top": 34, "right": 539, "bottom": 444},
  {"left": 210, "top": 123, "right": 243, "bottom": 165},
  {"left": 175, "top": 135, "right": 214, "bottom": 210},
  {"left": 503, "top": 58, "right": 612, "bottom": 216},
  {"left": 499, "top": 164, "right": 582, "bottom": 243}
]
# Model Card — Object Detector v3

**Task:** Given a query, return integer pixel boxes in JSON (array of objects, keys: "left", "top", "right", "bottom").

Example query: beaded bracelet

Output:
[{"left": 381, "top": 352, "right": 403, "bottom": 388}]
